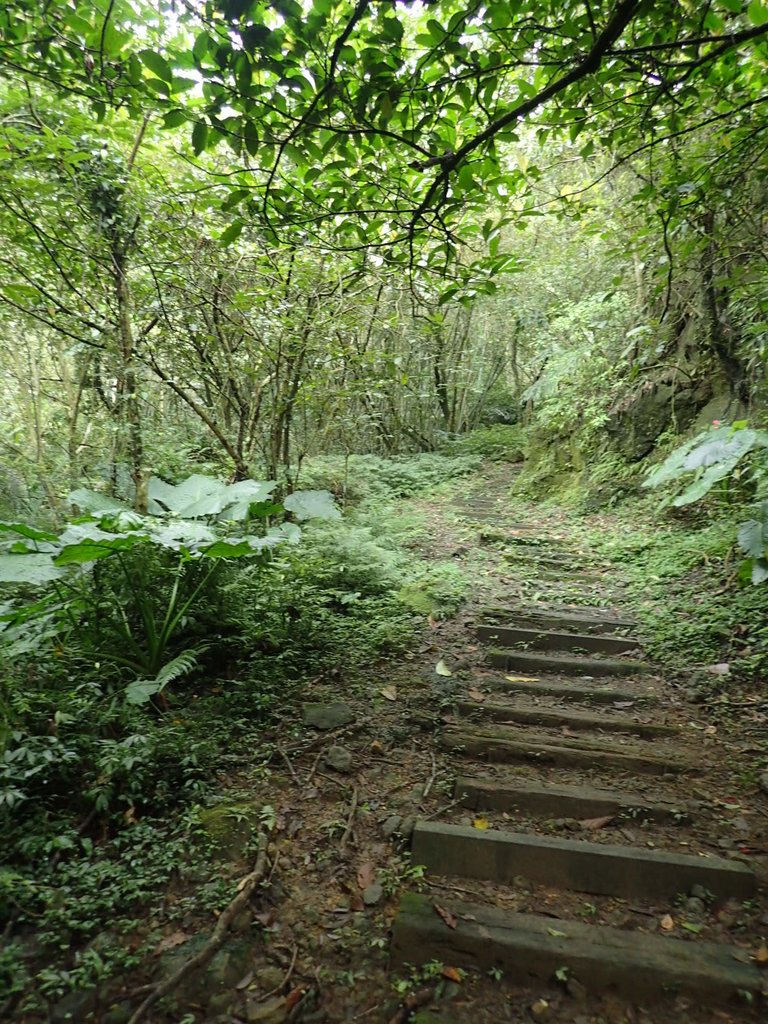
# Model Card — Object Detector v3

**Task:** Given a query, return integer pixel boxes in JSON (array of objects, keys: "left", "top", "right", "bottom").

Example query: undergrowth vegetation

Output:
[{"left": 0, "top": 452, "right": 474, "bottom": 1014}]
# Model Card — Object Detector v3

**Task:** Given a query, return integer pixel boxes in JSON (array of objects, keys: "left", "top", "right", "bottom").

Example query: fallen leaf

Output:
[
  {"left": 235, "top": 970, "right": 254, "bottom": 990},
  {"left": 154, "top": 930, "right": 188, "bottom": 954},
  {"left": 370, "top": 739, "right": 384, "bottom": 754},
  {"left": 468, "top": 688, "right": 486, "bottom": 702},
  {"left": 579, "top": 815, "right": 614, "bottom": 830},
  {"left": 441, "top": 966, "right": 463, "bottom": 982},
  {"left": 473, "top": 816, "right": 490, "bottom": 830},
  {"left": 285, "top": 987, "right": 305, "bottom": 1011},
  {"left": 380, "top": 685, "right": 397, "bottom": 701},
  {"left": 357, "top": 862, "right": 376, "bottom": 890},
  {"left": 434, "top": 904, "right": 457, "bottom": 929},
  {"left": 613, "top": 701, "right": 634, "bottom": 709},
  {"left": 660, "top": 914, "right": 675, "bottom": 931},
  {"left": 505, "top": 673, "right": 539, "bottom": 682},
  {"left": 435, "top": 660, "right": 453, "bottom": 677},
  {"left": 682, "top": 922, "right": 703, "bottom": 934},
  {"left": 547, "top": 927, "right": 568, "bottom": 938},
  {"left": 705, "top": 662, "right": 730, "bottom": 675},
  {"left": 754, "top": 944, "right": 768, "bottom": 966}
]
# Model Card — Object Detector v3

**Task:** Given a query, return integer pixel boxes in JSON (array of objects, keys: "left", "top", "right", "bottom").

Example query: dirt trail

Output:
[{"left": 105, "top": 464, "right": 766, "bottom": 1024}]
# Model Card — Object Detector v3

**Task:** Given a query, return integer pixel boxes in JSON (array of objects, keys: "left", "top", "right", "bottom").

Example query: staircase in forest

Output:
[{"left": 390, "top": 477, "right": 765, "bottom": 1009}]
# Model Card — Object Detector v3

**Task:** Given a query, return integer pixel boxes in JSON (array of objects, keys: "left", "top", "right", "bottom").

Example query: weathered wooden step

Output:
[
  {"left": 487, "top": 648, "right": 650, "bottom": 677},
  {"left": 455, "top": 777, "right": 691, "bottom": 824},
  {"left": 454, "top": 698, "right": 674, "bottom": 738},
  {"left": 441, "top": 725, "right": 686, "bottom": 775},
  {"left": 411, "top": 822, "right": 755, "bottom": 902},
  {"left": 477, "top": 624, "right": 641, "bottom": 656},
  {"left": 490, "top": 675, "right": 655, "bottom": 705},
  {"left": 391, "top": 893, "right": 764, "bottom": 1003},
  {"left": 477, "top": 605, "right": 636, "bottom": 635}
]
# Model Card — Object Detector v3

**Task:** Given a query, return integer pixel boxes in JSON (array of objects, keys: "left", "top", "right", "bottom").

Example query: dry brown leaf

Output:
[
  {"left": 468, "top": 688, "right": 486, "bottom": 702},
  {"left": 380, "top": 685, "right": 397, "bottom": 701},
  {"left": 357, "top": 862, "right": 377, "bottom": 889},
  {"left": 754, "top": 944, "right": 768, "bottom": 966},
  {"left": 285, "top": 987, "right": 305, "bottom": 1011},
  {"left": 370, "top": 739, "right": 384, "bottom": 754},
  {"left": 434, "top": 904, "right": 458, "bottom": 929},
  {"left": 441, "top": 966, "right": 463, "bottom": 983},
  {"left": 505, "top": 673, "right": 539, "bottom": 682},
  {"left": 660, "top": 914, "right": 675, "bottom": 931},
  {"left": 154, "top": 930, "right": 188, "bottom": 954},
  {"left": 580, "top": 815, "right": 614, "bottom": 830}
]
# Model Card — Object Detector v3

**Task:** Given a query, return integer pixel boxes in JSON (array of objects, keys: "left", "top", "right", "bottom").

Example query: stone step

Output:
[
  {"left": 454, "top": 697, "right": 675, "bottom": 739},
  {"left": 454, "top": 777, "right": 692, "bottom": 824},
  {"left": 411, "top": 821, "right": 755, "bottom": 902},
  {"left": 490, "top": 675, "right": 655, "bottom": 705},
  {"left": 441, "top": 725, "right": 687, "bottom": 775},
  {"left": 391, "top": 893, "right": 764, "bottom": 1003},
  {"left": 486, "top": 648, "right": 650, "bottom": 677},
  {"left": 476, "top": 624, "right": 642, "bottom": 657},
  {"left": 477, "top": 605, "right": 636, "bottom": 635}
]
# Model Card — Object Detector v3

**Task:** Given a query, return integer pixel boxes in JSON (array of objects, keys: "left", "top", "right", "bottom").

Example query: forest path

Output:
[{"left": 386, "top": 462, "right": 767, "bottom": 1024}]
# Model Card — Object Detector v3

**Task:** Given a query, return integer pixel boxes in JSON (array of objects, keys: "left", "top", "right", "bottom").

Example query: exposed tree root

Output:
[{"left": 126, "top": 832, "right": 269, "bottom": 1024}]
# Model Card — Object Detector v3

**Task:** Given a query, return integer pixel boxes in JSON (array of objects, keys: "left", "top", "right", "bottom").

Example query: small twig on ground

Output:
[
  {"left": 259, "top": 943, "right": 298, "bottom": 1000},
  {"left": 126, "top": 832, "right": 269, "bottom": 1024},
  {"left": 424, "top": 878, "right": 487, "bottom": 900},
  {"left": 421, "top": 752, "right": 438, "bottom": 801},
  {"left": 387, "top": 986, "right": 434, "bottom": 1024},
  {"left": 424, "top": 798, "right": 459, "bottom": 820},
  {"left": 306, "top": 749, "right": 325, "bottom": 783},
  {"left": 339, "top": 784, "right": 359, "bottom": 855},
  {"left": 278, "top": 747, "right": 303, "bottom": 788}
]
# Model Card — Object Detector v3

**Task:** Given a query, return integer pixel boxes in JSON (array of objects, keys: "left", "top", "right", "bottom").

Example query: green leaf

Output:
[
  {"left": 162, "top": 108, "right": 187, "bottom": 129},
  {"left": 283, "top": 489, "right": 341, "bottom": 521},
  {"left": 737, "top": 504, "right": 768, "bottom": 558},
  {"left": 0, "top": 554, "right": 65, "bottom": 584},
  {"left": 68, "top": 489, "right": 130, "bottom": 514},
  {"left": 219, "top": 220, "right": 244, "bottom": 245},
  {"left": 0, "top": 522, "right": 58, "bottom": 543},
  {"left": 748, "top": 1, "right": 768, "bottom": 26},
  {"left": 192, "top": 121, "right": 209, "bottom": 155},
  {"left": 138, "top": 49, "right": 174, "bottom": 84}
]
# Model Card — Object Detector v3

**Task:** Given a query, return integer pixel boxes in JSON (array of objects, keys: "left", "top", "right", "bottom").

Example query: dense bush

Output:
[
  {"left": 444, "top": 424, "right": 527, "bottom": 462},
  {"left": 295, "top": 451, "right": 482, "bottom": 506}
]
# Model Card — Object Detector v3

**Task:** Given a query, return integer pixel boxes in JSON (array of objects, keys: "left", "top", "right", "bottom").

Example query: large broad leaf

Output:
[
  {"left": 738, "top": 503, "right": 768, "bottom": 559},
  {"left": 681, "top": 429, "right": 763, "bottom": 471},
  {"left": 0, "top": 522, "right": 58, "bottom": 543},
  {"left": 54, "top": 523, "right": 149, "bottom": 565},
  {"left": 672, "top": 460, "right": 738, "bottom": 506},
  {"left": 0, "top": 554, "right": 65, "bottom": 584},
  {"left": 68, "top": 489, "right": 130, "bottom": 514},
  {"left": 751, "top": 558, "right": 768, "bottom": 585},
  {"left": 283, "top": 489, "right": 341, "bottom": 521},
  {"left": 219, "top": 479, "right": 276, "bottom": 520},
  {"left": 147, "top": 521, "right": 216, "bottom": 552},
  {"left": 148, "top": 474, "right": 228, "bottom": 517},
  {"left": 148, "top": 474, "right": 275, "bottom": 520},
  {"left": 642, "top": 433, "right": 705, "bottom": 489},
  {"left": 200, "top": 535, "right": 283, "bottom": 558}
]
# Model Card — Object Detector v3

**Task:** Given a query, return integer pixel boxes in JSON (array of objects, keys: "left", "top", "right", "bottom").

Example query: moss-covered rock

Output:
[{"left": 195, "top": 803, "right": 262, "bottom": 862}]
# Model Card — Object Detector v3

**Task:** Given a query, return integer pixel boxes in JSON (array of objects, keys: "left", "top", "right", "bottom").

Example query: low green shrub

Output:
[
  {"left": 295, "top": 451, "right": 482, "bottom": 506},
  {"left": 443, "top": 424, "right": 527, "bottom": 462}
]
